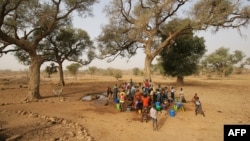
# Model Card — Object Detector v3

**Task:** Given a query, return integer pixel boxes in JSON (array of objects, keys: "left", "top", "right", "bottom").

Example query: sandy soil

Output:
[{"left": 0, "top": 74, "right": 250, "bottom": 141}]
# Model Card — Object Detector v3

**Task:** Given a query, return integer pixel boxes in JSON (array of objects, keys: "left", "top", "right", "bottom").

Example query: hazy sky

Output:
[{"left": 0, "top": 1, "right": 250, "bottom": 71}]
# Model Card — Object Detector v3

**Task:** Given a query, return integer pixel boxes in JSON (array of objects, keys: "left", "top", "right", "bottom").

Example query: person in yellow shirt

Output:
[{"left": 119, "top": 90, "right": 126, "bottom": 112}]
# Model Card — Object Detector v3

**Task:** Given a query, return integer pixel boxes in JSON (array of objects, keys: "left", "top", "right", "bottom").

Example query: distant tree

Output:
[
  {"left": 0, "top": 0, "right": 97, "bottom": 101},
  {"left": 45, "top": 63, "right": 57, "bottom": 78},
  {"left": 112, "top": 69, "right": 122, "bottom": 80},
  {"left": 201, "top": 47, "right": 246, "bottom": 77},
  {"left": 159, "top": 31, "right": 206, "bottom": 84},
  {"left": 245, "top": 57, "right": 250, "bottom": 65},
  {"left": 66, "top": 63, "right": 82, "bottom": 80},
  {"left": 88, "top": 66, "right": 98, "bottom": 75},
  {"left": 105, "top": 68, "right": 122, "bottom": 80},
  {"left": 105, "top": 68, "right": 114, "bottom": 76},
  {"left": 132, "top": 67, "right": 140, "bottom": 76},
  {"left": 231, "top": 50, "right": 246, "bottom": 74}
]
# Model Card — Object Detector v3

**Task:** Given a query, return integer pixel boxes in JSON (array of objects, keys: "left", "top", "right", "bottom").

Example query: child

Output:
[
  {"left": 195, "top": 97, "right": 205, "bottom": 117},
  {"left": 170, "top": 86, "right": 175, "bottom": 101},
  {"left": 107, "top": 87, "right": 113, "bottom": 99},
  {"left": 150, "top": 104, "right": 158, "bottom": 131},
  {"left": 179, "top": 88, "right": 186, "bottom": 103}
]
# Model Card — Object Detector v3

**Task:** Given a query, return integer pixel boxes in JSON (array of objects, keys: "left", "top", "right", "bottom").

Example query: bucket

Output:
[
  {"left": 156, "top": 105, "right": 161, "bottom": 111},
  {"left": 116, "top": 104, "right": 120, "bottom": 110},
  {"left": 161, "top": 104, "right": 167, "bottom": 110},
  {"left": 126, "top": 107, "right": 131, "bottom": 112},
  {"left": 114, "top": 98, "right": 119, "bottom": 104},
  {"left": 173, "top": 105, "right": 178, "bottom": 111},
  {"left": 155, "top": 102, "right": 160, "bottom": 106},
  {"left": 177, "top": 102, "right": 183, "bottom": 108},
  {"left": 169, "top": 110, "right": 175, "bottom": 117}
]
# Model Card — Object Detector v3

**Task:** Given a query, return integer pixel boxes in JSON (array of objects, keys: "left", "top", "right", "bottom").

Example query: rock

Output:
[{"left": 5, "top": 134, "right": 22, "bottom": 141}]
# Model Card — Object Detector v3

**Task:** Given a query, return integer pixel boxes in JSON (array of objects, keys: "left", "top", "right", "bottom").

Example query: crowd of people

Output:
[{"left": 105, "top": 78, "right": 205, "bottom": 131}]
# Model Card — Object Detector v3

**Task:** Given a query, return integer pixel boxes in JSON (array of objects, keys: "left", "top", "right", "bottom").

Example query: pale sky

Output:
[{"left": 0, "top": 1, "right": 250, "bottom": 71}]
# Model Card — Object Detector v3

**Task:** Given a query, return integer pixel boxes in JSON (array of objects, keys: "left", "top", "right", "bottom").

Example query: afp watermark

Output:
[{"left": 224, "top": 125, "right": 250, "bottom": 141}]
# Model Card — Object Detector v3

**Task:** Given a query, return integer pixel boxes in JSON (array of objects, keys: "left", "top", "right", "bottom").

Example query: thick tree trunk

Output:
[
  {"left": 144, "top": 55, "right": 153, "bottom": 81},
  {"left": 176, "top": 76, "right": 184, "bottom": 85},
  {"left": 58, "top": 63, "right": 65, "bottom": 86},
  {"left": 25, "top": 56, "right": 43, "bottom": 101}
]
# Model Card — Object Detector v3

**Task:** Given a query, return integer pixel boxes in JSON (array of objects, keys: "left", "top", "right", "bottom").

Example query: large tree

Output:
[
  {"left": 97, "top": 0, "right": 250, "bottom": 80},
  {"left": 0, "top": 0, "right": 97, "bottom": 101},
  {"left": 159, "top": 30, "right": 206, "bottom": 84},
  {"left": 43, "top": 27, "right": 95, "bottom": 86}
]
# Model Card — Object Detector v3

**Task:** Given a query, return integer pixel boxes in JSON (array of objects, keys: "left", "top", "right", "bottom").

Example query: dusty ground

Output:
[{"left": 0, "top": 73, "right": 250, "bottom": 141}]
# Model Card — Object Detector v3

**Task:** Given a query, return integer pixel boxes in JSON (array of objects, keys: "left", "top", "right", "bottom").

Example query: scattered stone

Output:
[
  {"left": 1, "top": 109, "right": 94, "bottom": 141},
  {"left": 5, "top": 134, "right": 22, "bottom": 141}
]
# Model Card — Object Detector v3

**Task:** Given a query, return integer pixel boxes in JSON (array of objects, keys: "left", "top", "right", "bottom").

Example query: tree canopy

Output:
[
  {"left": 201, "top": 47, "right": 249, "bottom": 77},
  {"left": 44, "top": 63, "right": 58, "bottom": 78},
  {"left": 97, "top": 0, "right": 250, "bottom": 80},
  {"left": 159, "top": 31, "right": 206, "bottom": 84},
  {"left": 0, "top": 0, "right": 97, "bottom": 101},
  {"left": 43, "top": 27, "right": 95, "bottom": 85},
  {"left": 66, "top": 63, "right": 82, "bottom": 79}
]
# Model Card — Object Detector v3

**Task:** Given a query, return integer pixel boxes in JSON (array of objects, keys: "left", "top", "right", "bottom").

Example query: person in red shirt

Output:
[
  {"left": 141, "top": 94, "right": 151, "bottom": 122},
  {"left": 144, "top": 79, "right": 150, "bottom": 95},
  {"left": 141, "top": 94, "right": 150, "bottom": 107},
  {"left": 133, "top": 89, "right": 143, "bottom": 111}
]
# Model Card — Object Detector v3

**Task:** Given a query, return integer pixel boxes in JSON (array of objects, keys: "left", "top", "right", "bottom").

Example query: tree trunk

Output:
[
  {"left": 144, "top": 55, "right": 153, "bottom": 81},
  {"left": 58, "top": 62, "right": 65, "bottom": 86},
  {"left": 176, "top": 76, "right": 184, "bottom": 85},
  {"left": 25, "top": 55, "right": 43, "bottom": 101}
]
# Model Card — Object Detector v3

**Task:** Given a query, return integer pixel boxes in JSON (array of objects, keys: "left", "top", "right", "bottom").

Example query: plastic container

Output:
[
  {"left": 155, "top": 102, "right": 160, "bottom": 106},
  {"left": 169, "top": 110, "right": 175, "bottom": 117},
  {"left": 116, "top": 104, "right": 120, "bottom": 110},
  {"left": 177, "top": 102, "right": 183, "bottom": 108},
  {"left": 161, "top": 104, "right": 167, "bottom": 110},
  {"left": 126, "top": 107, "right": 131, "bottom": 112},
  {"left": 156, "top": 105, "right": 161, "bottom": 111},
  {"left": 173, "top": 105, "right": 178, "bottom": 111},
  {"left": 114, "top": 98, "right": 119, "bottom": 104}
]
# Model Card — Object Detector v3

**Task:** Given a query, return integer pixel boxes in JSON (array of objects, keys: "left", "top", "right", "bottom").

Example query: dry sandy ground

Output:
[{"left": 0, "top": 74, "right": 250, "bottom": 141}]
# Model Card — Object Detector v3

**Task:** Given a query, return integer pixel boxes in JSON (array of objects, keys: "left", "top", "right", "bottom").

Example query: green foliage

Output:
[
  {"left": 0, "top": 0, "right": 97, "bottom": 100},
  {"left": 159, "top": 30, "right": 206, "bottom": 81},
  {"left": 201, "top": 47, "right": 248, "bottom": 77},
  {"left": 132, "top": 67, "right": 140, "bottom": 76},
  {"left": 44, "top": 63, "right": 57, "bottom": 78},
  {"left": 96, "top": 0, "right": 250, "bottom": 79},
  {"left": 66, "top": 63, "right": 82, "bottom": 77},
  {"left": 245, "top": 57, "right": 250, "bottom": 65},
  {"left": 88, "top": 66, "right": 98, "bottom": 75},
  {"left": 104, "top": 68, "right": 122, "bottom": 80},
  {"left": 112, "top": 69, "right": 122, "bottom": 80}
]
